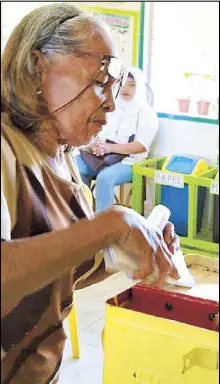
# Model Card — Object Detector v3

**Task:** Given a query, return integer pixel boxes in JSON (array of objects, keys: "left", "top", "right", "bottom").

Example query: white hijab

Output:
[
  {"left": 114, "top": 67, "right": 149, "bottom": 117},
  {"left": 98, "top": 67, "right": 158, "bottom": 162},
  {"left": 100, "top": 67, "right": 149, "bottom": 140},
  {"left": 98, "top": 67, "right": 151, "bottom": 143}
]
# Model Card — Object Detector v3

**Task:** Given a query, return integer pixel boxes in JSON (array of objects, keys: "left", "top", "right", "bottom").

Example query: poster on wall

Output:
[
  {"left": 92, "top": 12, "right": 134, "bottom": 67},
  {"left": 75, "top": 4, "right": 140, "bottom": 68}
]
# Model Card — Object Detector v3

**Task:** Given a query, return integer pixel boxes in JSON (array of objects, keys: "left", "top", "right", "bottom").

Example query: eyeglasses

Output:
[
  {"left": 105, "top": 55, "right": 128, "bottom": 98},
  {"left": 41, "top": 48, "right": 128, "bottom": 99},
  {"left": 72, "top": 51, "right": 128, "bottom": 99}
]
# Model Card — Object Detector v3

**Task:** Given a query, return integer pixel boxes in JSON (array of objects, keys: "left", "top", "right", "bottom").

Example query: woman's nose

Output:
[{"left": 103, "top": 86, "right": 115, "bottom": 112}]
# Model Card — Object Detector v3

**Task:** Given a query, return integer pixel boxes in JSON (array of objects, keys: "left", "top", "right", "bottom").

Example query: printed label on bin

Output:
[
  {"left": 210, "top": 181, "right": 219, "bottom": 195},
  {"left": 154, "top": 171, "right": 184, "bottom": 188}
]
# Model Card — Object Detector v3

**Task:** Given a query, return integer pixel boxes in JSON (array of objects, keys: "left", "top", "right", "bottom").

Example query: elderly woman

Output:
[
  {"left": 1, "top": 3, "right": 179, "bottom": 383},
  {"left": 76, "top": 67, "right": 158, "bottom": 211}
]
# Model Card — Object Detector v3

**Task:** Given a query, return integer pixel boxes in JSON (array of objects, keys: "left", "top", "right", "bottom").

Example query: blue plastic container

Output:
[{"left": 161, "top": 155, "right": 207, "bottom": 236}]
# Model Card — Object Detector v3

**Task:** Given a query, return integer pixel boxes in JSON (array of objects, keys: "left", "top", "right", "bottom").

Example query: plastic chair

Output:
[
  {"left": 67, "top": 184, "right": 93, "bottom": 359},
  {"left": 68, "top": 296, "right": 80, "bottom": 358}
]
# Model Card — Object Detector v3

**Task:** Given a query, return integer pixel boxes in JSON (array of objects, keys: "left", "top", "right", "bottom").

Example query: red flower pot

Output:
[
  {"left": 197, "top": 100, "right": 210, "bottom": 115},
  {"left": 177, "top": 98, "right": 191, "bottom": 113}
]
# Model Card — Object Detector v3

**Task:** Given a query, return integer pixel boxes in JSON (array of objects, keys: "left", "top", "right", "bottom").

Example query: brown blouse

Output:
[{"left": 1, "top": 117, "right": 103, "bottom": 383}]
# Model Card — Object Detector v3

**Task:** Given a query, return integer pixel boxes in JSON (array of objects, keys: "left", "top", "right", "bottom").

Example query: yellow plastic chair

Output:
[
  {"left": 68, "top": 295, "right": 80, "bottom": 358},
  {"left": 67, "top": 184, "right": 93, "bottom": 359}
]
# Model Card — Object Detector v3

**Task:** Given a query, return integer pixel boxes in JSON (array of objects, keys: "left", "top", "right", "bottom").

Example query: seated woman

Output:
[{"left": 76, "top": 67, "right": 158, "bottom": 212}]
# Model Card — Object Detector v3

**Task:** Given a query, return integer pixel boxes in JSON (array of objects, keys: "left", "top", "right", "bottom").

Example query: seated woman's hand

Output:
[
  {"left": 109, "top": 206, "right": 180, "bottom": 281},
  {"left": 89, "top": 139, "right": 105, "bottom": 156}
]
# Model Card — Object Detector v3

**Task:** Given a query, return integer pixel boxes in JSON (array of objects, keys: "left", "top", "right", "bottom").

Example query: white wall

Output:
[
  {"left": 150, "top": 118, "right": 219, "bottom": 166},
  {"left": 1, "top": 2, "right": 58, "bottom": 52}
]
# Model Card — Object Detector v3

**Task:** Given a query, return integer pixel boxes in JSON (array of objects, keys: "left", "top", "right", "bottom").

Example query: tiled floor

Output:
[
  {"left": 58, "top": 257, "right": 219, "bottom": 383},
  {"left": 59, "top": 271, "right": 136, "bottom": 384}
]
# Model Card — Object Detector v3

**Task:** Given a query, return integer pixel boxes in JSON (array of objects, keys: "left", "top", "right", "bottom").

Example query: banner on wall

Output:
[
  {"left": 75, "top": 4, "right": 140, "bottom": 68},
  {"left": 92, "top": 12, "right": 133, "bottom": 67}
]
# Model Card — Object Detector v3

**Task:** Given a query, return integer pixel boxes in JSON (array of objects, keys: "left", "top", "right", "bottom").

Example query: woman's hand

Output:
[
  {"left": 154, "top": 221, "right": 180, "bottom": 286},
  {"left": 163, "top": 221, "right": 180, "bottom": 254},
  {"left": 110, "top": 206, "right": 180, "bottom": 281},
  {"left": 88, "top": 138, "right": 114, "bottom": 156},
  {"left": 89, "top": 139, "right": 105, "bottom": 156}
]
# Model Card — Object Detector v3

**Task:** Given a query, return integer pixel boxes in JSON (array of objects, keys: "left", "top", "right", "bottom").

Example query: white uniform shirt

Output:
[{"left": 99, "top": 104, "right": 159, "bottom": 165}]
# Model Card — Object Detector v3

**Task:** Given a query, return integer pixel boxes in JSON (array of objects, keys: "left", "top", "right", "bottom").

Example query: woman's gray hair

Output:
[{"left": 1, "top": 3, "right": 110, "bottom": 133}]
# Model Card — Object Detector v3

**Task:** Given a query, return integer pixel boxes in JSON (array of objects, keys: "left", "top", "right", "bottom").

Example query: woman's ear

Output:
[{"left": 32, "top": 50, "right": 49, "bottom": 76}]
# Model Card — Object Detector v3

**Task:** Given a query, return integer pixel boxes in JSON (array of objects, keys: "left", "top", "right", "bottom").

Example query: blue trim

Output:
[{"left": 157, "top": 112, "right": 219, "bottom": 125}]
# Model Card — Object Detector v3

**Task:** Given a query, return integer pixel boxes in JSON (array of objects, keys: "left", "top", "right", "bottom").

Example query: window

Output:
[{"left": 147, "top": 2, "right": 219, "bottom": 119}]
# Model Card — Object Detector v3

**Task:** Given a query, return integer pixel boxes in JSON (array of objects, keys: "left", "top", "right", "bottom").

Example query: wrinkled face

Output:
[
  {"left": 39, "top": 26, "right": 120, "bottom": 146},
  {"left": 119, "top": 75, "right": 136, "bottom": 101}
]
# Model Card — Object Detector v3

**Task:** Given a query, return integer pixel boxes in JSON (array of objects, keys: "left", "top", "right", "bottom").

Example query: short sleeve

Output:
[{"left": 135, "top": 106, "right": 159, "bottom": 151}]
